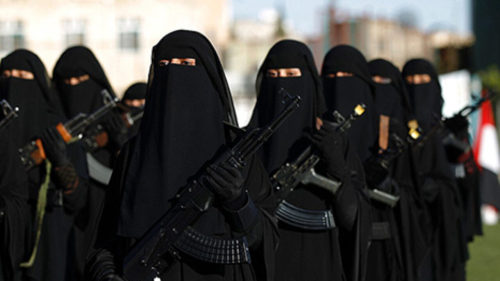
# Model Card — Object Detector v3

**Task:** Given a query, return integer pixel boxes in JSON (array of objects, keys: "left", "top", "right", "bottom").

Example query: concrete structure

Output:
[
  {"left": 322, "top": 8, "right": 434, "bottom": 69},
  {"left": 0, "top": 0, "right": 230, "bottom": 94}
]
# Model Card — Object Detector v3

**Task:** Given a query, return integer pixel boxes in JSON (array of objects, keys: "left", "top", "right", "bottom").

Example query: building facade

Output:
[{"left": 0, "top": 0, "right": 230, "bottom": 94}]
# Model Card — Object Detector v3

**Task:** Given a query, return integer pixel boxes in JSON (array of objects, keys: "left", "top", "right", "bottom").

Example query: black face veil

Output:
[
  {"left": 402, "top": 59, "right": 443, "bottom": 131},
  {"left": 248, "top": 39, "right": 324, "bottom": 173},
  {"left": 118, "top": 30, "right": 237, "bottom": 237},
  {"left": 0, "top": 49, "right": 61, "bottom": 147},
  {"left": 321, "top": 45, "right": 377, "bottom": 161},
  {"left": 52, "top": 46, "right": 116, "bottom": 118},
  {"left": 368, "top": 58, "right": 412, "bottom": 122}
]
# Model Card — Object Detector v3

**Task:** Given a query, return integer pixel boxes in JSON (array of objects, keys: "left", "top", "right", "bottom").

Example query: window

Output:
[
  {"left": 118, "top": 18, "right": 140, "bottom": 51},
  {"left": 63, "top": 19, "right": 86, "bottom": 47},
  {"left": 0, "top": 20, "right": 25, "bottom": 51}
]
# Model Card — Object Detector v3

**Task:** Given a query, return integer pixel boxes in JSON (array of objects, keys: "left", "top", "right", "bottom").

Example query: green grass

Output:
[{"left": 467, "top": 223, "right": 500, "bottom": 281}]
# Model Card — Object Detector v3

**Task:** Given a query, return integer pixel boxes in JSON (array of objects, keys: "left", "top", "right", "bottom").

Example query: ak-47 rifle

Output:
[
  {"left": 0, "top": 99, "right": 18, "bottom": 132},
  {"left": 122, "top": 89, "right": 300, "bottom": 281},
  {"left": 271, "top": 104, "right": 366, "bottom": 202},
  {"left": 82, "top": 103, "right": 144, "bottom": 151},
  {"left": 415, "top": 90, "right": 495, "bottom": 151},
  {"left": 364, "top": 128, "right": 421, "bottom": 207},
  {"left": 366, "top": 91, "right": 495, "bottom": 207},
  {"left": 18, "top": 89, "right": 118, "bottom": 171}
]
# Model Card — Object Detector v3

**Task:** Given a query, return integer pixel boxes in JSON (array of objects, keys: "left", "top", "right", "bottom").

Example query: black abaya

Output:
[{"left": 89, "top": 30, "right": 277, "bottom": 281}]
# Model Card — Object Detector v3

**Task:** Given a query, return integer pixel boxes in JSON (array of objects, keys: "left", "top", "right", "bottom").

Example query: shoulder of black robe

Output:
[{"left": 321, "top": 44, "right": 377, "bottom": 161}]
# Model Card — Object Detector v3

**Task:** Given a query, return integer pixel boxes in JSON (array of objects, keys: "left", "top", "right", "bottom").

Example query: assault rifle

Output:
[
  {"left": 19, "top": 89, "right": 118, "bottom": 171},
  {"left": 271, "top": 104, "right": 366, "bottom": 202},
  {"left": 122, "top": 90, "right": 300, "bottom": 281},
  {"left": 0, "top": 99, "right": 18, "bottom": 132},
  {"left": 82, "top": 103, "right": 144, "bottom": 151},
  {"left": 415, "top": 90, "right": 494, "bottom": 151},
  {"left": 364, "top": 129, "right": 421, "bottom": 207}
]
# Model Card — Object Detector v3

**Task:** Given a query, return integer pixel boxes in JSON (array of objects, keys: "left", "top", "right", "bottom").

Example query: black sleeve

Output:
[
  {"left": 226, "top": 156, "right": 279, "bottom": 281},
  {"left": 60, "top": 142, "right": 89, "bottom": 215}
]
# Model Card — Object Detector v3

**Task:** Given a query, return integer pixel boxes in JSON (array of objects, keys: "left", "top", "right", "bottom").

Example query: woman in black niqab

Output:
[
  {"left": 368, "top": 59, "right": 412, "bottom": 124},
  {"left": 53, "top": 46, "right": 116, "bottom": 118},
  {"left": 90, "top": 30, "right": 277, "bottom": 281},
  {"left": 320, "top": 45, "right": 375, "bottom": 281},
  {"left": 0, "top": 49, "right": 89, "bottom": 281},
  {"left": 403, "top": 59, "right": 467, "bottom": 281},
  {"left": 248, "top": 39, "right": 346, "bottom": 281},
  {"left": 52, "top": 46, "right": 127, "bottom": 278},
  {"left": 366, "top": 58, "right": 428, "bottom": 281},
  {"left": 120, "top": 82, "right": 147, "bottom": 138}
]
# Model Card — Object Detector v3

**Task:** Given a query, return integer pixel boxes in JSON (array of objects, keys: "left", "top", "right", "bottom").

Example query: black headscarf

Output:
[
  {"left": 121, "top": 82, "right": 147, "bottom": 138},
  {"left": 122, "top": 82, "right": 147, "bottom": 101},
  {"left": 368, "top": 58, "right": 412, "bottom": 122},
  {"left": 248, "top": 39, "right": 324, "bottom": 173},
  {"left": 321, "top": 45, "right": 377, "bottom": 161},
  {"left": 402, "top": 59, "right": 443, "bottom": 131},
  {"left": 117, "top": 30, "right": 237, "bottom": 237},
  {"left": 0, "top": 49, "right": 62, "bottom": 147},
  {"left": 52, "top": 46, "right": 116, "bottom": 118}
]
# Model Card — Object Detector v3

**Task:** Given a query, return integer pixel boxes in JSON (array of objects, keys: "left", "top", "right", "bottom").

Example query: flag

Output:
[{"left": 473, "top": 89, "right": 500, "bottom": 224}]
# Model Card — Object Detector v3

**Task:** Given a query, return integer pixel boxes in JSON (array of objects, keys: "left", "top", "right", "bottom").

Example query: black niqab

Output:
[
  {"left": 368, "top": 59, "right": 412, "bottom": 122},
  {"left": 321, "top": 45, "right": 377, "bottom": 161},
  {"left": 118, "top": 30, "right": 237, "bottom": 238},
  {"left": 52, "top": 46, "right": 116, "bottom": 118},
  {"left": 402, "top": 59, "right": 443, "bottom": 131},
  {"left": 248, "top": 39, "right": 324, "bottom": 173},
  {"left": 0, "top": 49, "right": 61, "bottom": 147}
]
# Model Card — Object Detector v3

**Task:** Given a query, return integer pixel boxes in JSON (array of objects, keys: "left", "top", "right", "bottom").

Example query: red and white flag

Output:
[{"left": 473, "top": 89, "right": 500, "bottom": 224}]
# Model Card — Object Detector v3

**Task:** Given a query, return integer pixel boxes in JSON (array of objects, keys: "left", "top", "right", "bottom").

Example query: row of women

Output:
[{"left": 0, "top": 29, "right": 482, "bottom": 281}]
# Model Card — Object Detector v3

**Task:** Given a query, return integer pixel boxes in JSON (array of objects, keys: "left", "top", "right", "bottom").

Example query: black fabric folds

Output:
[
  {"left": 0, "top": 134, "right": 29, "bottom": 281},
  {"left": 321, "top": 45, "right": 377, "bottom": 161}
]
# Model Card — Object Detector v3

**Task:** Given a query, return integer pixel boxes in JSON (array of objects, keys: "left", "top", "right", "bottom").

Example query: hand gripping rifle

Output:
[
  {"left": 415, "top": 90, "right": 494, "bottom": 151},
  {"left": 82, "top": 103, "right": 144, "bottom": 151},
  {"left": 0, "top": 99, "right": 19, "bottom": 132},
  {"left": 122, "top": 90, "right": 300, "bottom": 281},
  {"left": 364, "top": 128, "right": 421, "bottom": 207},
  {"left": 271, "top": 104, "right": 366, "bottom": 202},
  {"left": 18, "top": 90, "right": 118, "bottom": 171}
]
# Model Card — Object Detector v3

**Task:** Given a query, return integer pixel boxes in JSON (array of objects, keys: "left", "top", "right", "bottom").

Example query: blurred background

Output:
[
  {"left": 1, "top": 0, "right": 499, "bottom": 278},
  {"left": 3, "top": 0, "right": 497, "bottom": 124}
]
